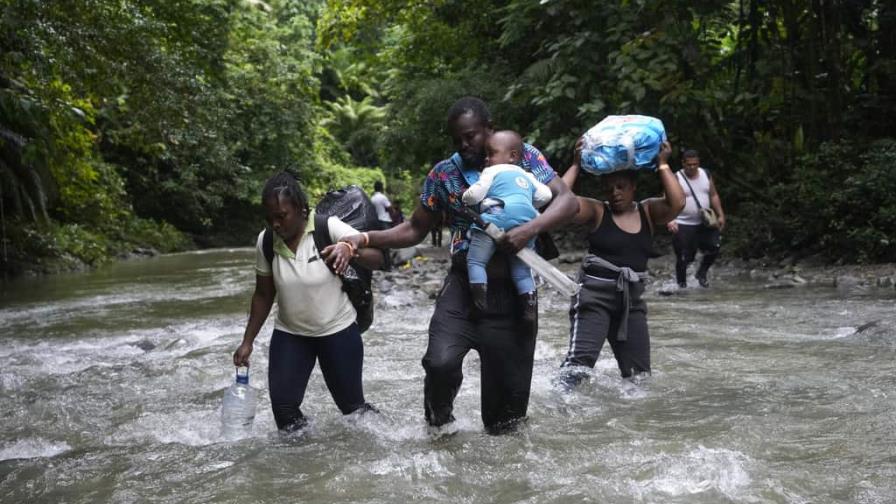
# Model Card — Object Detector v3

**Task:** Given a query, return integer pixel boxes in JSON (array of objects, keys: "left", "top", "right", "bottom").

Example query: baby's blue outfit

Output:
[{"left": 462, "top": 164, "right": 552, "bottom": 294}]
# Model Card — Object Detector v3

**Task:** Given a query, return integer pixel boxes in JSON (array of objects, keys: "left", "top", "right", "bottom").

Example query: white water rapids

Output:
[{"left": 1, "top": 247, "right": 894, "bottom": 503}]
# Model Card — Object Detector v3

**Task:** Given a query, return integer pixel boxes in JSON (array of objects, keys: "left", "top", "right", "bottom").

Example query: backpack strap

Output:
[
  {"left": 311, "top": 213, "right": 336, "bottom": 274},
  {"left": 262, "top": 229, "right": 274, "bottom": 265}
]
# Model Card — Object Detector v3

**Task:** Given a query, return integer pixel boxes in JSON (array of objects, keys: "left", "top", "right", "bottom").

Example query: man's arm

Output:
[
  {"left": 502, "top": 176, "right": 577, "bottom": 252},
  {"left": 321, "top": 242, "right": 385, "bottom": 272},
  {"left": 342, "top": 203, "right": 437, "bottom": 251},
  {"left": 709, "top": 176, "right": 726, "bottom": 231}
]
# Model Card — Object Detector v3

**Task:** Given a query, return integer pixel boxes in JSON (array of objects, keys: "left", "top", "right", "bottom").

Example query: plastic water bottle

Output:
[{"left": 221, "top": 366, "right": 257, "bottom": 438}]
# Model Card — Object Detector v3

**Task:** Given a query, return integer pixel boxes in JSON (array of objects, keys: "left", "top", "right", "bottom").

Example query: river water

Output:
[{"left": 1, "top": 247, "right": 894, "bottom": 503}]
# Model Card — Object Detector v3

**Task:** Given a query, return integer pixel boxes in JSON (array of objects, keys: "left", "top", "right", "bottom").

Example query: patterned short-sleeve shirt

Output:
[{"left": 420, "top": 143, "right": 557, "bottom": 255}]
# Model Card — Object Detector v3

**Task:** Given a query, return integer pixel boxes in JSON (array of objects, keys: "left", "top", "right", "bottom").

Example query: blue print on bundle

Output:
[{"left": 581, "top": 115, "right": 667, "bottom": 175}]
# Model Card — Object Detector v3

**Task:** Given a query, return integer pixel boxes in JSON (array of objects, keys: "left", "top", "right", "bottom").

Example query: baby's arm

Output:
[
  {"left": 527, "top": 172, "right": 553, "bottom": 209},
  {"left": 461, "top": 166, "right": 497, "bottom": 206}
]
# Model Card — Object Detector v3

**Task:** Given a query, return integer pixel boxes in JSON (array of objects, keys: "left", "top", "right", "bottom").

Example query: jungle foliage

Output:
[
  {"left": 2, "top": 0, "right": 894, "bottom": 275},
  {"left": 1, "top": 0, "right": 383, "bottom": 273},
  {"left": 319, "top": 0, "right": 896, "bottom": 262}
]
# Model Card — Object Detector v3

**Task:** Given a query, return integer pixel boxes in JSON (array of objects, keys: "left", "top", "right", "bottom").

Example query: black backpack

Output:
[{"left": 262, "top": 185, "right": 381, "bottom": 333}]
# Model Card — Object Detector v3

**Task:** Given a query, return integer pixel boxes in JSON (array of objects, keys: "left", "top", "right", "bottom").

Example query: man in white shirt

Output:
[
  {"left": 370, "top": 181, "right": 394, "bottom": 230},
  {"left": 667, "top": 149, "right": 726, "bottom": 288}
]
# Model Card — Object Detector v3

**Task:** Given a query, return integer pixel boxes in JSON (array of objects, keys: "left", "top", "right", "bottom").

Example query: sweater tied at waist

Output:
[{"left": 580, "top": 254, "right": 647, "bottom": 341}]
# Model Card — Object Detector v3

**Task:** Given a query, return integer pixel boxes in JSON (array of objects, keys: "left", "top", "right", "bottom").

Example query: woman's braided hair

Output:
[{"left": 262, "top": 170, "right": 310, "bottom": 216}]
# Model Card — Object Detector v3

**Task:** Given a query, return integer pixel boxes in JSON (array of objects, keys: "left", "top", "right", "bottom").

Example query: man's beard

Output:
[{"left": 460, "top": 151, "right": 485, "bottom": 168}]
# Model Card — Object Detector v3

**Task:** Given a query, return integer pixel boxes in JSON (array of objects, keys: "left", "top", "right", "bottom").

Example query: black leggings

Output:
[
  {"left": 268, "top": 325, "right": 368, "bottom": 430},
  {"left": 423, "top": 264, "right": 537, "bottom": 432},
  {"left": 561, "top": 275, "right": 649, "bottom": 379}
]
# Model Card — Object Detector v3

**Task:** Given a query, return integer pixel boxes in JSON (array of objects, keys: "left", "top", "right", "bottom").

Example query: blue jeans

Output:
[{"left": 467, "top": 228, "right": 535, "bottom": 294}]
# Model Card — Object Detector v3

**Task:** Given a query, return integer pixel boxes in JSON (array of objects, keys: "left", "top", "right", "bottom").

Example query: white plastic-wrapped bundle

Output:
[{"left": 580, "top": 115, "right": 666, "bottom": 175}]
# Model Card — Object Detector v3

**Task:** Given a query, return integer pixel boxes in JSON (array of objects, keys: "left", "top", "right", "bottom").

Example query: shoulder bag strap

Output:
[{"left": 679, "top": 171, "right": 703, "bottom": 210}]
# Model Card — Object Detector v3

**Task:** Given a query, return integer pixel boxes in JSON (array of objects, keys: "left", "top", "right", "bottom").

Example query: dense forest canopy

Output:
[{"left": 1, "top": 0, "right": 894, "bottom": 275}]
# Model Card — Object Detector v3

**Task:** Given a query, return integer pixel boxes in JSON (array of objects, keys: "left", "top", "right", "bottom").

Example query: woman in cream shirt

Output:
[{"left": 233, "top": 171, "right": 384, "bottom": 432}]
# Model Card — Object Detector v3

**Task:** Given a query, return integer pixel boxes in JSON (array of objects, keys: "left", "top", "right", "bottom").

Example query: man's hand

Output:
[
  {"left": 233, "top": 341, "right": 253, "bottom": 367},
  {"left": 667, "top": 220, "right": 679, "bottom": 233},
  {"left": 320, "top": 241, "right": 355, "bottom": 274},
  {"left": 500, "top": 225, "right": 537, "bottom": 254},
  {"left": 717, "top": 215, "right": 726, "bottom": 232},
  {"left": 340, "top": 233, "right": 365, "bottom": 251}
]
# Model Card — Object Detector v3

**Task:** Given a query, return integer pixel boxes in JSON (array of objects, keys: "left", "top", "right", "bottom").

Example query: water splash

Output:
[
  {"left": 629, "top": 445, "right": 752, "bottom": 499},
  {"left": 0, "top": 438, "right": 71, "bottom": 461}
]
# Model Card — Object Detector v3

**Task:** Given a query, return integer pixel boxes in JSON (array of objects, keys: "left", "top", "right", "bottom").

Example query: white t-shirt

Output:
[
  {"left": 370, "top": 191, "right": 392, "bottom": 222},
  {"left": 255, "top": 212, "right": 360, "bottom": 337},
  {"left": 675, "top": 168, "right": 712, "bottom": 226}
]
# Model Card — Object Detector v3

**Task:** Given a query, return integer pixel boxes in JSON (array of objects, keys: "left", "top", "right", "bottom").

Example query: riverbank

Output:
[
  {"left": 382, "top": 230, "right": 896, "bottom": 298},
  {"left": 0, "top": 246, "right": 163, "bottom": 278},
  {"left": 0, "top": 217, "right": 192, "bottom": 280},
  {"left": 5, "top": 227, "right": 895, "bottom": 294}
]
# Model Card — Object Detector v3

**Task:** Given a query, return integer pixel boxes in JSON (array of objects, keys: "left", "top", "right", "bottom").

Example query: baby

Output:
[{"left": 461, "top": 130, "right": 552, "bottom": 323}]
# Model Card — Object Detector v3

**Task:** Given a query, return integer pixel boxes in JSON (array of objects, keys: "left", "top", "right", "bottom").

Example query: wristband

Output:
[
  {"left": 338, "top": 241, "right": 355, "bottom": 255},
  {"left": 658, "top": 163, "right": 671, "bottom": 171},
  {"left": 361, "top": 232, "right": 370, "bottom": 247}
]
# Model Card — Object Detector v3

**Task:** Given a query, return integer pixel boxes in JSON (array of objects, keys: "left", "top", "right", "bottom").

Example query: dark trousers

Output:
[
  {"left": 268, "top": 325, "right": 367, "bottom": 431},
  {"left": 562, "top": 275, "right": 650, "bottom": 379},
  {"left": 430, "top": 226, "right": 443, "bottom": 247},
  {"left": 423, "top": 260, "right": 537, "bottom": 432},
  {"left": 672, "top": 223, "right": 721, "bottom": 284}
]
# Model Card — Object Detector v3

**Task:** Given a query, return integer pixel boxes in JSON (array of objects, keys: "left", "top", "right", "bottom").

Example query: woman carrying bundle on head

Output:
[{"left": 558, "top": 125, "right": 685, "bottom": 389}]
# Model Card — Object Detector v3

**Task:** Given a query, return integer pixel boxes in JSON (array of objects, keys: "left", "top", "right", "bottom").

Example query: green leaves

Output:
[
  {"left": 1, "top": 0, "right": 338, "bottom": 271},
  {"left": 321, "top": 95, "right": 386, "bottom": 167},
  {"left": 2, "top": 0, "right": 893, "bottom": 272}
]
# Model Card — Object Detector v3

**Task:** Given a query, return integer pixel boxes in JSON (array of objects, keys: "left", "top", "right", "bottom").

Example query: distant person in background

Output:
[
  {"left": 370, "top": 181, "right": 394, "bottom": 230},
  {"left": 667, "top": 149, "right": 725, "bottom": 288},
  {"left": 430, "top": 212, "right": 444, "bottom": 247},
  {"left": 390, "top": 201, "right": 405, "bottom": 225}
]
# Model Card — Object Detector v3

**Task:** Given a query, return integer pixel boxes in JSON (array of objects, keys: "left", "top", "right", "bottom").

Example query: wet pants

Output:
[
  {"left": 423, "top": 263, "right": 537, "bottom": 432},
  {"left": 268, "top": 325, "right": 368, "bottom": 431},
  {"left": 673, "top": 223, "right": 720, "bottom": 284},
  {"left": 561, "top": 274, "right": 650, "bottom": 379}
]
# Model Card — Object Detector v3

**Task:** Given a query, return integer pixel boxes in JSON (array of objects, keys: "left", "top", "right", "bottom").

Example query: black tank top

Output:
[{"left": 586, "top": 202, "right": 652, "bottom": 273}]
